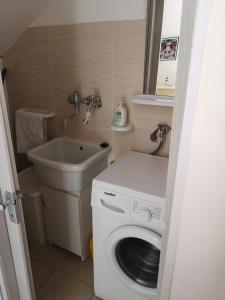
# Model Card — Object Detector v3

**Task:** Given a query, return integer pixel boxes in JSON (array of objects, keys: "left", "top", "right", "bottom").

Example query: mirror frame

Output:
[{"left": 143, "top": 0, "right": 164, "bottom": 94}]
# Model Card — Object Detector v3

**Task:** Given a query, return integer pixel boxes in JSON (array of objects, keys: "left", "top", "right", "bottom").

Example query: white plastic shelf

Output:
[
  {"left": 111, "top": 122, "right": 134, "bottom": 132},
  {"left": 132, "top": 94, "right": 174, "bottom": 107}
]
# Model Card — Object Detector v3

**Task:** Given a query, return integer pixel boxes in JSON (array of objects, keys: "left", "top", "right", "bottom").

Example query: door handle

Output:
[
  {"left": 0, "top": 191, "right": 23, "bottom": 223},
  {"left": 100, "top": 199, "right": 125, "bottom": 214}
]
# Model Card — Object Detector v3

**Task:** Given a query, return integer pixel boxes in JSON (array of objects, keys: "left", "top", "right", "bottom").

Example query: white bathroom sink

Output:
[{"left": 27, "top": 137, "right": 110, "bottom": 192}]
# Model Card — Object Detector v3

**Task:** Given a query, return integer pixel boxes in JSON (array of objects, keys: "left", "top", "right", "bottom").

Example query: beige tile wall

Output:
[{"left": 4, "top": 20, "right": 172, "bottom": 161}]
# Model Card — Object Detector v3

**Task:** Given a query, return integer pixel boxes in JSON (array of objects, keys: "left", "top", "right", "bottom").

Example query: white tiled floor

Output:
[{"left": 29, "top": 243, "right": 101, "bottom": 300}]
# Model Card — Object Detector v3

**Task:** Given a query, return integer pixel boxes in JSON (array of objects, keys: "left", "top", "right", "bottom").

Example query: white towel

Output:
[{"left": 16, "top": 108, "right": 48, "bottom": 153}]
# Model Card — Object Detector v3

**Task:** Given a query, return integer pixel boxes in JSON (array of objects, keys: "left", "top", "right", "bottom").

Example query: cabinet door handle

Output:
[{"left": 100, "top": 199, "right": 125, "bottom": 214}]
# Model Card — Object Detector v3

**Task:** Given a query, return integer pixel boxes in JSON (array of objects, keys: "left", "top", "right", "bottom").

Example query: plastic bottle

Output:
[
  {"left": 113, "top": 101, "right": 128, "bottom": 127},
  {"left": 164, "top": 76, "right": 169, "bottom": 87}
]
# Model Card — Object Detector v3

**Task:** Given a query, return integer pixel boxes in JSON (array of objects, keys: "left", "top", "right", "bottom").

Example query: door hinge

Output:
[{"left": 0, "top": 191, "right": 24, "bottom": 224}]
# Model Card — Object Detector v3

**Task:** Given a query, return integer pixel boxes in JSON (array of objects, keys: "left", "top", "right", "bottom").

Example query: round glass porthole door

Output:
[{"left": 115, "top": 237, "right": 160, "bottom": 288}]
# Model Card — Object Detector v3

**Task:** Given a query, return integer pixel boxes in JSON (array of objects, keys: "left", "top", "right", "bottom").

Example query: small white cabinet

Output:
[{"left": 42, "top": 185, "right": 92, "bottom": 260}]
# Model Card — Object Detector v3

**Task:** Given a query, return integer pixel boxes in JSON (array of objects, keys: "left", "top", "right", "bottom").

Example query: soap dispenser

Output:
[{"left": 113, "top": 101, "right": 128, "bottom": 127}]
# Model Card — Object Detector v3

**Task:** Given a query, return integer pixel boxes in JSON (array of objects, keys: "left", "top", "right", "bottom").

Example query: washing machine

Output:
[{"left": 91, "top": 151, "right": 168, "bottom": 300}]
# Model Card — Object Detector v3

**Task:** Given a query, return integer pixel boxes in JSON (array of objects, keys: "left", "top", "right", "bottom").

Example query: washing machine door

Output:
[{"left": 106, "top": 225, "right": 161, "bottom": 294}]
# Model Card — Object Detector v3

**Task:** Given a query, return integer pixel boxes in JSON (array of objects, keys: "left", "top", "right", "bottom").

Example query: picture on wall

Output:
[{"left": 160, "top": 37, "right": 179, "bottom": 61}]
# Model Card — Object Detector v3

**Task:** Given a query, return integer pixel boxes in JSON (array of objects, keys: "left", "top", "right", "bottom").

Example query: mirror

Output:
[{"left": 143, "top": 0, "right": 183, "bottom": 97}]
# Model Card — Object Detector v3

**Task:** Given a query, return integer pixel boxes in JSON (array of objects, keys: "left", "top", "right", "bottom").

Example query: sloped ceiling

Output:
[{"left": 0, "top": 0, "right": 53, "bottom": 55}]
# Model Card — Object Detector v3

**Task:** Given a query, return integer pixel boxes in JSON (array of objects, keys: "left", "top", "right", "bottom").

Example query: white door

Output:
[
  {"left": 0, "top": 210, "right": 20, "bottom": 300},
  {"left": 0, "top": 75, "right": 35, "bottom": 299}
]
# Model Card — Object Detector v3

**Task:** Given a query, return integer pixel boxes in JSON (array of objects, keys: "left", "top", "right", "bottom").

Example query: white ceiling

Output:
[{"left": 0, "top": 0, "right": 53, "bottom": 55}]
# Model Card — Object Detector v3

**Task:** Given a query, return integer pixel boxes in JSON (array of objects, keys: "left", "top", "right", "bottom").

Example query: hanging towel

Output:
[{"left": 16, "top": 108, "right": 48, "bottom": 153}]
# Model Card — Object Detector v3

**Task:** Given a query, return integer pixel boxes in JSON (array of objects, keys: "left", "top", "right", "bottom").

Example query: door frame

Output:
[
  {"left": 159, "top": 0, "right": 213, "bottom": 299},
  {"left": 0, "top": 73, "right": 35, "bottom": 299},
  {"left": 0, "top": 210, "right": 20, "bottom": 300}
]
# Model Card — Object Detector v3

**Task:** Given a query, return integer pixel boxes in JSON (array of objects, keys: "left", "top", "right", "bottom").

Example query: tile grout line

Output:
[
  {"left": 37, "top": 269, "right": 94, "bottom": 298},
  {"left": 88, "top": 291, "right": 95, "bottom": 300},
  {"left": 54, "top": 265, "right": 94, "bottom": 289},
  {"left": 30, "top": 253, "right": 94, "bottom": 289},
  {"left": 36, "top": 269, "right": 57, "bottom": 293},
  {"left": 34, "top": 264, "right": 94, "bottom": 298}
]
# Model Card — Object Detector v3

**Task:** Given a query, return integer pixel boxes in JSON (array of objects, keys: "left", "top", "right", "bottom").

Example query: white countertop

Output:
[{"left": 93, "top": 151, "right": 168, "bottom": 199}]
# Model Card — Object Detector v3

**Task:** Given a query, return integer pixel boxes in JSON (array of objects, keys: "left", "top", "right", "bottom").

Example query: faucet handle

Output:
[
  {"left": 94, "top": 96, "right": 102, "bottom": 108},
  {"left": 83, "top": 95, "right": 92, "bottom": 106},
  {"left": 158, "top": 123, "right": 171, "bottom": 135},
  {"left": 150, "top": 123, "right": 171, "bottom": 142},
  {"left": 84, "top": 95, "right": 102, "bottom": 108},
  {"left": 67, "top": 89, "right": 81, "bottom": 104}
]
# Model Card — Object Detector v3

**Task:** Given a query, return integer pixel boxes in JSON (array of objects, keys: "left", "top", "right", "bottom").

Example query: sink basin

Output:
[{"left": 27, "top": 137, "right": 110, "bottom": 192}]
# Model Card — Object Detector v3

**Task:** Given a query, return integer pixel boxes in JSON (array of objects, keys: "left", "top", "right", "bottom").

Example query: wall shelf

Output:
[
  {"left": 132, "top": 94, "right": 174, "bottom": 107},
  {"left": 111, "top": 122, "right": 134, "bottom": 132}
]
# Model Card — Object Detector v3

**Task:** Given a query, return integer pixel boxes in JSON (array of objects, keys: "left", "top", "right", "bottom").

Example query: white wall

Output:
[
  {"left": 157, "top": 0, "right": 183, "bottom": 86},
  {"left": 159, "top": 0, "right": 198, "bottom": 297},
  {"left": 161, "top": 0, "right": 182, "bottom": 37},
  {"left": 0, "top": 0, "right": 54, "bottom": 55},
  {"left": 169, "top": 0, "right": 225, "bottom": 299},
  {"left": 30, "top": 0, "right": 147, "bottom": 27}
]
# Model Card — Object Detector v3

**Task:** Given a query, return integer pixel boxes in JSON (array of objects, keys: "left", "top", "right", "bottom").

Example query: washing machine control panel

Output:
[{"left": 132, "top": 201, "right": 163, "bottom": 223}]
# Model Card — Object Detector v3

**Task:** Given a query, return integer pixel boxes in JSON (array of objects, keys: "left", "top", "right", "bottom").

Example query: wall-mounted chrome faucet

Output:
[
  {"left": 63, "top": 89, "right": 102, "bottom": 129},
  {"left": 150, "top": 123, "right": 171, "bottom": 156},
  {"left": 67, "top": 89, "right": 81, "bottom": 116}
]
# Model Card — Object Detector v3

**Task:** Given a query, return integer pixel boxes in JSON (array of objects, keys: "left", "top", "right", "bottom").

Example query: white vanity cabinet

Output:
[
  {"left": 41, "top": 185, "right": 92, "bottom": 260},
  {"left": 27, "top": 137, "right": 109, "bottom": 260}
]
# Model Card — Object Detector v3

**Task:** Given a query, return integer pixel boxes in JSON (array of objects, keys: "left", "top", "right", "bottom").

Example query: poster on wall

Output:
[{"left": 160, "top": 37, "right": 179, "bottom": 61}]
